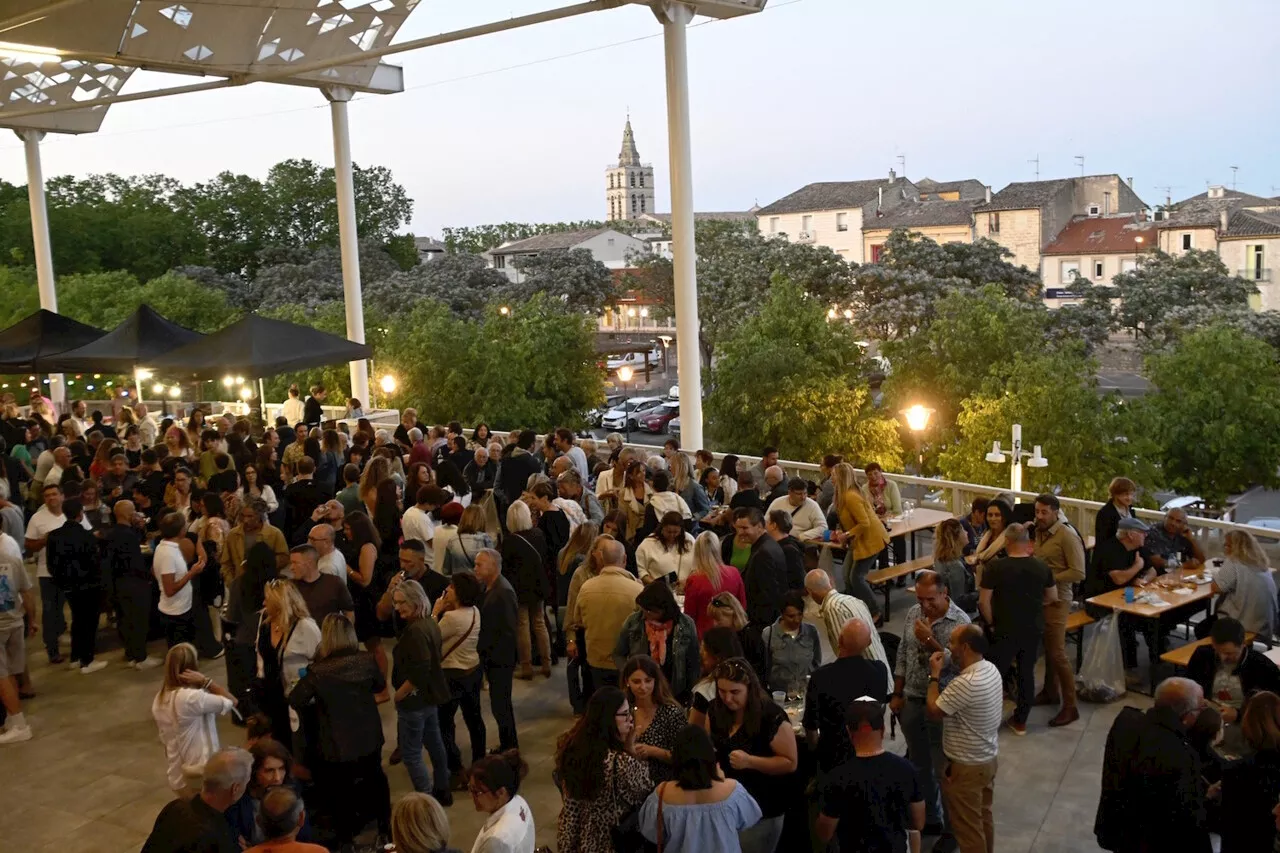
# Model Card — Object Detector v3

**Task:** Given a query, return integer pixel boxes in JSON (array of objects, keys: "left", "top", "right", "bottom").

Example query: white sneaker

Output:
[
  {"left": 132, "top": 657, "right": 162, "bottom": 670},
  {"left": 0, "top": 725, "right": 32, "bottom": 744},
  {"left": 80, "top": 661, "right": 108, "bottom": 675}
]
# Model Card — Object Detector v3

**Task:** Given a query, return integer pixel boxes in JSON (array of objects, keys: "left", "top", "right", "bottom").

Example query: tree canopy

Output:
[{"left": 1113, "top": 249, "right": 1255, "bottom": 339}]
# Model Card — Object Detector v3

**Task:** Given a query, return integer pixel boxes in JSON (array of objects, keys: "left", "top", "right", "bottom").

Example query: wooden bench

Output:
[
  {"left": 868, "top": 555, "right": 934, "bottom": 619},
  {"left": 1066, "top": 609, "right": 1095, "bottom": 672},
  {"left": 1161, "top": 633, "right": 1256, "bottom": 669}
]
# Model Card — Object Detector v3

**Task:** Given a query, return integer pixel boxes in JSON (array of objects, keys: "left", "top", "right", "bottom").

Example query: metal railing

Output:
[{"left": 1238, "top": 268, "right": 1273, "bottom": 282}]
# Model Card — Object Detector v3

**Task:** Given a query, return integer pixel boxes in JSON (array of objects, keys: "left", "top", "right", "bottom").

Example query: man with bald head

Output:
[
  {"left": 804, "top": 569, "right": 892, "bottom": 689},
  {"left": 572, "top": 537, "right": 642, "bottom": 692},
  {"left": 1095, "top": 677, "right": 1210, "bottom": 853},
  {"left": 803, "top": 615, "right": 890, "bottom": 775},
  {"left": 104, "top": 498, "right": 161, "bottom": 669}
]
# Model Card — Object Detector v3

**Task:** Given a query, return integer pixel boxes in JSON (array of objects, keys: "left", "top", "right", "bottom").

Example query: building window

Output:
[
  {"left": 769, "top": 217, "right": 779, "bottom": 234},
  {"left": 640, "top": 196, "right": 646, "bottom": 213},
  {"left": 1088, "top": 204, "right": 1100, "bottom": 216},
  {"left": 495, "top": 255, "right": 506, "bottom": 269},
  {"left": 988, "top": 212, "right": 1000, "bottom": 234},
  {"left": 1252, "top": 244, "right": 1265, "bottom": 279},
  {"left": 631, "top": 196, "right": 637, "bottom": 214},
  {"left": 801, "top": 215, "right": 813, "bottom": 234},
  {"left": 1094, "top": 261, "right": 1104, "bottom": 279},
  {"left": 836, "top": 212, "right": 848, "bottom": 232},
  {"left": 639, "top": 173, "right": 645, "bottom": 188},
  {"left": 1061, "top": 260, "right": 1080, "bottom": 281},
  {"left": 1182, "top": 233, "right": 1192, "bottom": 251},
  {"left": 1121, "top": 259, "right": 1137, "bottom": 273},
  {"left": 630, "top": 173, "right": 636, "bottom": 188},
  {"left": 870, "top": 244, "right": 883, "bottom": 263}
]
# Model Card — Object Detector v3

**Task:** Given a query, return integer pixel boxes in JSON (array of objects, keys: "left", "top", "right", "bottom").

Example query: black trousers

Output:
[
  {"left": 484, "top": 661, "right": 518, "bottom": 751},
  {"left": 441, "top": 667, "right": 487, "bottom": 770},
  {"left": 311, "top": 751, "right": 390, "bottom": 844},
  {"left": 190, "top": 588, "right": 223, "bottom": 659},
  {"left": 163, "top": 610, "right": 196, "bottom": 648},
  {"left": 115, "top": 577, "right": 152, "bottom": 663},
  {"left": 991, "top": 631, "right": 1038, "bottom": 726},
  {"left": 66, "top": 587, "right": 102, "bottom": 667}
]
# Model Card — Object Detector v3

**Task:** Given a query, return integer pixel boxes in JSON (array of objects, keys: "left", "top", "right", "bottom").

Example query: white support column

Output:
[
  {"left": 324, "top": 86, "right": 370, "bottom": 408},
  {"left": 660, "top": 1, "right": 702, "bottom": 450},
  {"left": 18, "top": 129, "right": 64, "bottom": 407}
]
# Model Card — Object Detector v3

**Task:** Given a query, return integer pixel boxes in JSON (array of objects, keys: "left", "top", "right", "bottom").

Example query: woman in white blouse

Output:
[
  {"left": 636, "top": 511, "right": 697, "bottom": 587},
  {"left": 433, "top": 570, "right": 487, "bottom": 783},
  {"left": 238, "top": 462, "right": 279, "bottom": 514},
  {"left": 468, "top": 750, "right": 536, "bottom": 853},
  {"left": 151, "top": 642, "right": 238, "bottom": 794}
]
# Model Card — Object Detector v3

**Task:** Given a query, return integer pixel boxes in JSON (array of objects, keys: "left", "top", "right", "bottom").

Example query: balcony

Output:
[
  {"left": 796, "top": 231, "right": 816, "bottom": 244},
  {"left": 1238, "top": 268, "right": 1273, "bottom": 282}
]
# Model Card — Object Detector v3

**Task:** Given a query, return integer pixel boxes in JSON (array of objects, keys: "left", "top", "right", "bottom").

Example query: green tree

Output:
[
  {"left": 1113, "top": 249, "right": 1255, "bottom": 339},
  {"left": 364, "top": 253, "right": 508, "bottom": 322},
  {"left": 704, "top": 278, "right": 901, "bottom": 466},
  {"left": 1136, "top": 325, "right": 1280, "bottom": 506},
  {"left": 508, "top": 249, "right": 620, "bottom": 315},
  {"left": 626, "top": 220, "right": 855, "bottom": 365},
  {"left": 440, "top": 221, "right": 607, "bottom": 255},
  {"left": 138, "top": 272, "right": 238, "bottom": 334},
  {"left": 378, "top": 299, "right": 477, "bottom": 423},
  {"left": 937, "top": 350, "right": 1139, "bottom": 500}
]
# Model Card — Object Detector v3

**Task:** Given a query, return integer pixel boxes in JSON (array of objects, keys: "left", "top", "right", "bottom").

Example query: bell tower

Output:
[{"left": 605, "top": 117, "right": 656, "bottom": 221}]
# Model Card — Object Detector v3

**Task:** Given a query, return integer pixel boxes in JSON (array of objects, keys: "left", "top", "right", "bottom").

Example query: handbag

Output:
[{"left": 609, "top": 752, "right": 652, "bottom": 853}]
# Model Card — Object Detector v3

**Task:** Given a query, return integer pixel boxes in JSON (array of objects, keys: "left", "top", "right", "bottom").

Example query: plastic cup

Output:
[{"left": 772, "top": 690, "right": 786, "bottom": 706}]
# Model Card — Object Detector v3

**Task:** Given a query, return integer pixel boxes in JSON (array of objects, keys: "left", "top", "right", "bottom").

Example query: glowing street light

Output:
[
  {"left": 380, "top": 374, "right": 397, "bottom": 394},
  {"left": 153, "top": 383, "right": 166, "bottom": 395},
  {"left": 617, "top": 365, "right": 635, "bottom": 443},
  {"left": 902, "top": 405, "right": 933, "bottom": 433},
  {"left": 239, "top": 386, "right": 252, "bottom": 400},
  {"left": 498, "top": 306, "right": 510, "bottom": 316},
  {"left": 136, "top": 369, "right": 153, "bottom": 381},
  {"left": 222, "top": 376, "right": 234, "bottom": 389},
  {"left": 169, "top": 385, "right": 181, "bottom": 399}
]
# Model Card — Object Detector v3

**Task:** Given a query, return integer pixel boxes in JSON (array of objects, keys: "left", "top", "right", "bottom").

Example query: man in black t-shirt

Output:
[
  {"left": 817, "top": 697, "right": 925, "bottom": 853},
  {"left": 142, "top": 748, "right": 250, "bottom": 853},
  {"left": 979, "top": 523, "right": 1056, "bottom": 734},
  {"left": 804, "top": 618, "right": 890, "bottom": 774},
  {"left": 1090, "top": 518, "right": 1162, "bottom": 669}
]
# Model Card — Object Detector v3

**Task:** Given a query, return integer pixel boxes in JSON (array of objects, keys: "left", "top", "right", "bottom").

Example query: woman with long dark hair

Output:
[
  {"left": 223, "top": 541, "right": 280, "bottom": 706},
  {"left": 555, "top": 686, "right": 652, "bottom": 853},
  {"left": 969, "top": 497, "right": 1014, "bottom": 584},
  {"left": 468, "top": 750, "right": 535, "bottom": 853},
  {"left": 225, "top": 738, "right": 315, "bottom": 846},
  {"left": 622, "top": 655, "right": 687, "bottom": 783},
  {"left": 343, "top": 510, "right": 389, "bottom": 691},
  {"left": 719, "top": 455, "right": 741, "bottom": 503},
  {"left": 436, "top": 459, "right": 472, "bottom": 507},
  {"left": 615, "top": 582, "right": 701, "bottom": 703},
  {"left": 469, "top": 422, "right": 492, "bottom": 451},
  {"left": 705, "top": 658, "right": 797, "bottom": 853},
  {"left": 373, "top": 478, "right": 403, "bottom": 558},
  {"left": 638, "top": 724, "right": 762, "bottom": 853},
  {"left": 635, "top": 511, "right": 696, "bottom": 586},
  {"left": 239, "top": 462, "right": 279, "bottom": 515},
  {"left": 432, "top": 571, "right": 487, "bottom": 787},
  {"left": 316, "top": 429, "right": 344, "bottom": 494}
]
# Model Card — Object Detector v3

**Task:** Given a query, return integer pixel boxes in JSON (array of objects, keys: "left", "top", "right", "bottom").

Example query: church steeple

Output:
[
  {"left": 618, "top": 117, "right": 641, "bottom": 167},
  {"left": 605, "top": 116, "right": 655, "bottom": 222}
]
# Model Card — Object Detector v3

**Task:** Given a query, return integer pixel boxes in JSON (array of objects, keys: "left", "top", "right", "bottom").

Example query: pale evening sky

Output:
[{"left": 0, "top": 0, "right": 1277, "bottom": 236}]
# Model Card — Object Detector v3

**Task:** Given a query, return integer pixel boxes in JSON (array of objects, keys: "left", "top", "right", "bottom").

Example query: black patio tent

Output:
[
  {"left": 146, "top": 314, "right": 371, "bottom": 380},
  {"left": 39, "top": 305, "right": 204, "bottom": 374},
  {"left": 0, "top": 309, "right": 106, "bottom": 373}
]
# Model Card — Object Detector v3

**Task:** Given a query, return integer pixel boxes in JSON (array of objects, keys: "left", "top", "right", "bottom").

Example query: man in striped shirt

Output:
[
  {"left": 927, "top": 624, "right": 1002, "bottom": 853},
  {"left": 805, "top": 569, "right": 893, "bottom": 691}
]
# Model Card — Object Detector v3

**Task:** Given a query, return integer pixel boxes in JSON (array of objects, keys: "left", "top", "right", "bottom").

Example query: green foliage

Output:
[
  {"left": 55, "top": 270, "right": 237, "bottom": 335},
  {"left": 705, "top": 278, "right": 901, "bottom": 467},
  {"left": 0, "top": 266, "right": 38, "bottom": 329},
  {"left": 440, "top": 222, "right": 607, "bottom": 255},
  {"left": 937, "top": 350, "right": 1139, "bottom": 500},
  {"left": 1113, "top": 250, "right": 1255, "bottom": 339},
  {"left": 364, "top": 253, "right": 507, "bottom": 322},
  {"left": 508, "top": 249, "right": 620, "bottom": 315},
  {"left": 626, "top": 220, "right": 855, "bottom": 365},
  {"left": 1135, "top": 325, "right": 1280, "bottom": 506},
  {"left": 379, "top": 295, "right": 603, "bottom": 431},
  {"left": 384, "top": 234, "right": 420, "bottom": 271}
]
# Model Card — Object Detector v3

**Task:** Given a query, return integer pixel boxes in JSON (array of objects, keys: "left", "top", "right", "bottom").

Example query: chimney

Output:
[
  {"left": 1127, "top": 177, "right": 1134, "bottom": 188},
  {"left": 888, "top": 169, "right": 897, "bottom": 184},
  {"left": 1104, "top": 191, "right": 1111, "bottom": 216},
  {"left": 985, "top": 185, "right": 992, "bottom": 204},
  {"left": 1208, "top": 185, "right": 1225, "bottom": 199},
  {"left": 1220, "top": 209, "right": 1230, "bottom": 233},
  {"left": 877, "top": 187, "right": 884, "bottom": 208}
]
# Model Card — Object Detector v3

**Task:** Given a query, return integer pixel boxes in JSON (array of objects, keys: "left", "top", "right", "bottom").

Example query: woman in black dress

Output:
[{"left": 622, "top": 655, "right": 686, "bottom": 783}]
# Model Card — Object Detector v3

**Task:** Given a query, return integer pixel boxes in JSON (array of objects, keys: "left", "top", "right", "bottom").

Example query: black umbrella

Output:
[
  {"left": 146, "top": 314, "right": 371, "bottom": 380},
  {"left": 0, "top": 309, "right": 106, "bottom": 373},
  {"left": 39, "top": 305, "right": 204, "bottom": 374}
]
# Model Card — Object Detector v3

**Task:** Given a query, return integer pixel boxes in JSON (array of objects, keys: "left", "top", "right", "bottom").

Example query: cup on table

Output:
[{"left": 772, "top": 690, "right": 786, "bottom": 706}]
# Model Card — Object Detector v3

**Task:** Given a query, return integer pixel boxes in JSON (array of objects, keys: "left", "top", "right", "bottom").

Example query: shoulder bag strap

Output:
[
  {"left": 441, "top": 609, "right": 478, "bottom": 663},
  {"left": 656, "top": 782, "right": 667, "bottom": 853}
]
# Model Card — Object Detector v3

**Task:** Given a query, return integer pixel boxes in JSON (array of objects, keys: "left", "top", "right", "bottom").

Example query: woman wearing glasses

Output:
[
  {"left": 555, "top": 686, "right": 652, "bottom": 853},
  {"left": 705, "top": 657, "right": 798, "bottom": 853},
  {"left": 468, "top": 750, "right": 535, "bottom": 853}
]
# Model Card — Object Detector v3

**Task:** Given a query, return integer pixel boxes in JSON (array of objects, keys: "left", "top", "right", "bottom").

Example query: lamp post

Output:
[
  {"left": 379, "top": 374, "right": 396, "bottom": 410},
  {"left": 617, "top": 365, "right": 634, "bottom": 444},
  {"left": 984, "top": 423, "right": 1048, "bottom": 495},
  {"left": 658, "top": 334, "right": 672, "bottom": 376},
  {"left": 902, "top": 404, "right": 934, "bottom": 471}
]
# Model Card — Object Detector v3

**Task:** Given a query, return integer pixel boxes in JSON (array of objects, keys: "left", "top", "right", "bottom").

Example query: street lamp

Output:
[
  {"left": 985, "top": 423, "right": 1048, "bottom": 494},
  {"left": 658, "top": 334, "right": 673, "bottom": 376},
  {"left": 617, "top": 365, "right": 634, "bottom": 443},
  {"left": 902, "top": 405, "right": 934, "bottom": 470},
  {"left": 380, "top": 374, "right": 397, "bottom": 395}
]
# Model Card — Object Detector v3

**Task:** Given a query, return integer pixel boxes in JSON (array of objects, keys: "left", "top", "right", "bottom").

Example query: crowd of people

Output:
[{"left": 4, "top": 390, "right": 1280, "bottom": 852}]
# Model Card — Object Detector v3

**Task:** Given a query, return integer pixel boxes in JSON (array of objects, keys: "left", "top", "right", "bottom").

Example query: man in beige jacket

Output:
[{"left": 567, "top": 538, "right": 641, "bottom": 691}]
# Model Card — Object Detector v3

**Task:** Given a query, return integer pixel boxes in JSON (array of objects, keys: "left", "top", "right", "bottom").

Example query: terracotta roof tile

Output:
[{"left": 1042, "top": 215, "right": 1156, "bottom": 256}]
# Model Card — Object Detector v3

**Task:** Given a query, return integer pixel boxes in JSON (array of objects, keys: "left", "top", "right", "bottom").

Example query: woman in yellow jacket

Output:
[{"left": 829, "top": 463, "right": 890, "bottom": 622}]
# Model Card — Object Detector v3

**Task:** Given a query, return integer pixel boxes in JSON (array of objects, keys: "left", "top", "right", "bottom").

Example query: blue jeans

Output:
[
  {"left": 396, "top": 704, "right": 450, "bottom": 794},
  {"left": 901, "top": 697, "right": 947, "bottom": 829},
  {"left": 38, "top": 577, "right": 66, "bottom": 659},
  {"left": 843, "top": 553, "right": 881, "bottom": 619}
]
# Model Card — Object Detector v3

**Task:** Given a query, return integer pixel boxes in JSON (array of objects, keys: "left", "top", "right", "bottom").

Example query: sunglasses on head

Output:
[
  {"left": 712, "top": 659, "right": 753, "bottom": 681},
  {"left": 710, "top": 596, "right": 734, "bottom": 609}
]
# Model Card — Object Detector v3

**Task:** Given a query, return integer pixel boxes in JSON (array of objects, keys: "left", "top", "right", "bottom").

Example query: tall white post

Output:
[
  {"left": 1010, "top": 423, "right": 1023, "bottom": 495},
  {"left": 660, "top": 2, "right": 703, "bottom": 450},
  {"left": 324, "top": 87, "right": 370, "bottom": 408},
  {"left": 19, "top": 129, "right": 64, "bottom": 407}
]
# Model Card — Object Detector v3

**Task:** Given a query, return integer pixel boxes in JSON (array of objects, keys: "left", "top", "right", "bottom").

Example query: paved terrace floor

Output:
[{"left": 4, "top": 578, "right": 1145, "bottom": 853}]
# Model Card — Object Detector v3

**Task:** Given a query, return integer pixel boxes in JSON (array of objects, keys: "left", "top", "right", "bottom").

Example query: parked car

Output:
[
  {"left": 668, "top": 417, "right": 680, "bottom": 444},
  {"left": 640, "top": 402, "right": 680, "bottom": 433},
  {"left": 587, "top": 394, "right": 624, "bottom": 427},
  {"left": 601, "top": 396, "right": 663, "bottom": 431}
]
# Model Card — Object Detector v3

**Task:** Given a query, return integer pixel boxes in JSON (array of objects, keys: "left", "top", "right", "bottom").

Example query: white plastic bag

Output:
[{"left": 1076, "top": 613, "right": 1127, "bottom": 703}]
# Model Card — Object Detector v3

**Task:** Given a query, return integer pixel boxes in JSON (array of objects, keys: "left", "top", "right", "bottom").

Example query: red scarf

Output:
[{"left": 645, "top": 619, "right": 673, "bottom": 665}]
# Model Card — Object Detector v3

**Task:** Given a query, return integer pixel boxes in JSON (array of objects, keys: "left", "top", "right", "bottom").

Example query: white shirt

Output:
[
  {"left": 27, "top": 506, "right": 90, "bottom": 579},
  {"left": 635, "top": 533, "right": 697, "bottom": 584},
  {"left": 438, "top": 606, "right": 481, "bottom": 670},
  {"left": 936, "top": 658, "right": 1004, "bottom": 764},
  {"left": 649, "top": 491, "right": 691, "bottom": 520},
  {"left": 69, "top": 416, "right": 89, "bottom": 437},
  {"left": 472, "top": 793, "right": 536, "bottom": 853},
  {"left": 238, "top": 485, "right": 278, "bottom": 514},
  {"left": 433, "top": 524, "right": 458, "bottom": 576},
  {"left": 138, "top": 416, "right": 158, "bottom": 448},
  {"left": 767, "top": 495, "right": 829, "bottom": 540},
  {"left": 45, "top": 464, "right": 66, "bottom": 486},
  {"left": 403, "top": 506, "right": 436, "bottom": 567},
  {"left": 818, "top": 591, "right": 893, "bottom": 691},
  {"left": 153, "top": 539, "right": 192, "bottom": 616},
  {"left": 281, "top": 397, "right": 305, "bottom": 426},
  {"left": 566, "top": 445, "right": 591, "bottom": 481},
  {"left": 151, "top": 687, "right": 234, "bottom": 791},
  {"left": 318, "top": 548, "right": 347, "bottom": 583}
]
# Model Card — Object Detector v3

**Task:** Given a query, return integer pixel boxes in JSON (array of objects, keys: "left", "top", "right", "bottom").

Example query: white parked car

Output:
[
  {"left": 606, "top": 348, "right": 663, "bottom": 374},
  {"left": 601, "top": 396, "right": 663, "bottom": 431}
]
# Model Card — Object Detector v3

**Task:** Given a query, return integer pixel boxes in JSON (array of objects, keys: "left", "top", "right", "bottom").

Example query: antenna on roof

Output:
[
  {"left": 1074, "top": 155, "right": 1085, "bottom": 177},
  {"left": 1028, "top": 154, "right": 1040, "bottom": 180},
  {"left": 1230, "top": 165, "right": 1239, "bottom": 191},
  {"left": 1158, "top": 185, "right": 1174, "bottom": 208}
]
